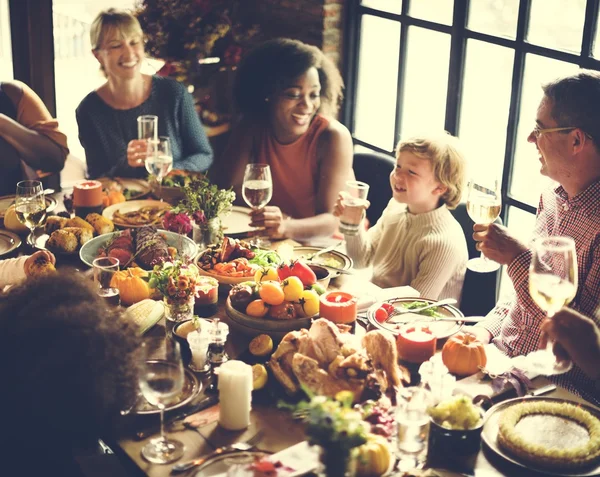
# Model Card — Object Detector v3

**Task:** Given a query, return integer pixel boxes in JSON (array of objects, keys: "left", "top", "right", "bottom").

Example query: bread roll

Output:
[
  {"left": 62, "top": 226, "right": 93, "bottom": 247},
  {"left": 26, "top": 254, "right": 56, "bottom": 278},
  {"left": 65, "top": 216, "right": 94, "bottom": 234},
  {"left": 45, "top": 216, "right": 68, "bottom": 234},
  {"left": 85, "top": 213, "right": 114, "bottom": 235},
  {"left": 46, "top": 229, "right": 78, "bottom": 253}
]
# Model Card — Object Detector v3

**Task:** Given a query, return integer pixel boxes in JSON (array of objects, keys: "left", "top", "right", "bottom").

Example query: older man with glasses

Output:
[{"left": 469, "top": 70, "right": 600, "bottom": 406}]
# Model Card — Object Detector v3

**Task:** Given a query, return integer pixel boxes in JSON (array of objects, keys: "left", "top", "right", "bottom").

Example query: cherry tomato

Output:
[
  {"left": 298, "top": 289, "right": 320, "bottom": 316},
  {"left": 246, "top": 299, "right": 269, "bottom": 317},
  {"left": 381, "top": 303, "right": 395, "bottom": 314},
  {"left": 254, "top": 266, "right": 279, "bottom": 283},
  {"left": 282, "top": 276, "right": 304, "bottom": 302},
  {"left": 289, "top": 260, "right": 317, "bottom": 286},
  {"left": 258, "top": 281, "right": 285, "bottom": 306},
  {"left": 277, "top": 262, "right": 292, "bottom": 281},
  {"left": 269, "top": 301, "right": 297, "bottom": 320},
  {"left": 374, "top": 307, "right": 389, "bottom": 323}
]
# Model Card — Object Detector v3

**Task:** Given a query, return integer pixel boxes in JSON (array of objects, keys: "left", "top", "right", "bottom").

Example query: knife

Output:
[{"left": 134, "top": 395, "right": 219, "bottom": 440}]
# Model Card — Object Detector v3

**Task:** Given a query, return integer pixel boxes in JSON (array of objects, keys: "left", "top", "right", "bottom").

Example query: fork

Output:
[
  {"left": 386, "top": 298, "right": 457, "bottom": 319},
  {"left": 171, "top": 429, "right": 264, "bottom": 473}
]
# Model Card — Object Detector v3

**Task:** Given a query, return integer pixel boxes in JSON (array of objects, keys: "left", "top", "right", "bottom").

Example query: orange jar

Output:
[
  {"left": 396, "top": 325, "right": 437, "bottom": 363},
  {"left": 319, "top": 291, "right": 358, "bottom": 324}
]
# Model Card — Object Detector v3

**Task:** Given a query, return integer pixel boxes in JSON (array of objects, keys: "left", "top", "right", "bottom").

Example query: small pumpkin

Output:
[
  {"left": 355, "top": 433, "right": 392, "bottom": 477},
  {"left": 110, "top": 267, "right": 151, "bottom": 305},
  {"left": 441, "top": 332, "right": 487, "bottom": 376}
]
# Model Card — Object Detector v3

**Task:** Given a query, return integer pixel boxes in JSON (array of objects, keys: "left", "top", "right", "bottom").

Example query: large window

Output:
[
  {"left": 346, "top": 0, "right": 600, "bottom": 224},
  {"left": 0, "top": 0, "right": 12, "bottom": 79}
]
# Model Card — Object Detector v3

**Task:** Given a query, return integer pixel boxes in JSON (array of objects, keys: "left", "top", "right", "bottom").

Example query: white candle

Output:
[{"left": 218, "top": 360, "right": 252, "bottom": 430}]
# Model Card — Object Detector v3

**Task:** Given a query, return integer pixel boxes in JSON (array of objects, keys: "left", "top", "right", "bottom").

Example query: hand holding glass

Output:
[
  {"left": 15, "top": 180, "right": 46, "bottom": 246},
  {"left": 242, "top": 164, "right": 273, "bottom": 247},
  {"left": 526, "top": 236, "right": 577, "bottom": 375},
  {"left": 145, "top": 137, "right": 173, "bottom": 199},
  {"left": 139, "top": 339, "right": 185, "bottom": 464},
  {"left": 466, "top": 178, "right": 501, "bottom": 272},
  {"left": 92, "top": 257, "right": 120, "bottom": 306},
  {"left": 339, "top": 180, "right": 369, "bottom": 235}
]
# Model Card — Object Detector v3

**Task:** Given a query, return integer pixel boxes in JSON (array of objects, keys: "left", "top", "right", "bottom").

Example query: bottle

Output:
[{"left": 205, "top": 318, "right": 229, "bottom": 394}]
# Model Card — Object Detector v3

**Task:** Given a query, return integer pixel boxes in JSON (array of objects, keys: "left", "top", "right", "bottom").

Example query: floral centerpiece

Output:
[
  {"left": 165, "top": 177, "right": 235, "bottom": 248},
  {"left": 148, "top": 259, "right": 202, "bottom": 322}
]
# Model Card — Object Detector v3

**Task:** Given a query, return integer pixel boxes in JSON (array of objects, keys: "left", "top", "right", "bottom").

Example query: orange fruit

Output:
[
  {"left": 245, "top": 299, "right": 269, "bottom": 317},
  {"left": 258, "top": 281, "right": 285, "bottom": 306},
  {"left": 249, "top": 334, "right": 274, "bottom": 356}
]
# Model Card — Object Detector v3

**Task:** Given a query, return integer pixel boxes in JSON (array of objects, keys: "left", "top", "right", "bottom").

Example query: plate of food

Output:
[
  {"left": 367, "top": 297, "right": 464, "bottom": 340},
  {"left": 0, "top": 230, "right": 21, "bottom": 257},
  {"left": 481, "top": 397, "right": 600, "bottom": 476},
  {"left": 97, "top": 177, "right": 151, "bottom": 201},
  {"left": 133, "top": 365, "right": 201, "bottom": 415},
  {"left": 103, "top": 200, "right": 170, "bottom": 228},
  {"left": 152, "top": 169, "right": 203, "bottom": 203},
  {"left": 292, "top": 246, "right": 353, "bottom": 277},
  {"left": 0, "top": 194, "right": 57, "bottom": 220},
  {"left": 79, "top": 226, "right": 197, "bottom": 269}
]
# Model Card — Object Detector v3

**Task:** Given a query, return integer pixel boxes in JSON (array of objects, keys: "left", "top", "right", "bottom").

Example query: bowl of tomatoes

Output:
[{"left": 224, "top": 260, "right": 325, "bottom": 336}]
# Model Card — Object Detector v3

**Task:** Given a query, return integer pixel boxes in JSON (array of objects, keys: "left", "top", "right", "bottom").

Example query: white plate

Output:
[
  {"left": 221, "top": 206, "right": 253, "bottom": 236},
  {"left": 79, "top": 229, "right": 197, "bottom": 269},
  {"left": 102, "top": 200, "right": 170, "bottom": 228},
  {"left": 0, "top": 230, "right": 21, "bottom": 256}
]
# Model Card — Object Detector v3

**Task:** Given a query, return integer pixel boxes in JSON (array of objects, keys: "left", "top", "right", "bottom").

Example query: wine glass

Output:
[
  {"left": 526, "top": 236, "right": 577, "bottom": 375},
  {"left": 145, "top": 137, "right": 173, "bottom": 201},
  {"left": 15, "top": 180, "right": 46, "bottom": 246},
  {"left": 138, "top": 339, "right": 185, "bottom": 464},
  {"left": 242, "top": 164, "right": 273, "bottom": 248},
  {"left": 466, "top": 177, "right": 502, "bottom": 272}
]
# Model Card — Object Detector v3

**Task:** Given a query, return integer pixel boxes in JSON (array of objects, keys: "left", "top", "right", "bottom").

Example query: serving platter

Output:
[
  {"left": 0, "top": 230, "right": 21, "bottom": 257},
  {"left": 97, "top": 177, "right": 151, "bottom": 200},
  {"left": 367, "top": 297, "right": 463, "bottom": 340},
  {"left": 102, "top": 199, "right": 170, "bottom": 228},
  {"left": 197, "top": 266, "right": 256, "bottom": 286},
  {"left": 291, "top": 246, "right": 352, "bottom": 277},
  {"left": 79, "top": 229, "right": 197, "bottom": 268},
  {"left": 134, "top": 365, "right": 201, "bottom": 415},
  {"left": 0, "top": 194, "right": 57, "bottom": 219},
  {"left": 481, "top": 396, "right": 600, "bottom": 476}
]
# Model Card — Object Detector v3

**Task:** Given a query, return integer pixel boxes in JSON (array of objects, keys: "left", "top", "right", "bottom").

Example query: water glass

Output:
[
  {"left": 339, "top": 180, "right": 369, "bottom": 235},
  {"left": 137, "top": 115, "right": 158, "bottom": 141},
  {"left": 396, "top": 386, "right": 433, "bottom": 471},
  {"left": 92, "top": 257, "right": 120, "bottom": 306}
]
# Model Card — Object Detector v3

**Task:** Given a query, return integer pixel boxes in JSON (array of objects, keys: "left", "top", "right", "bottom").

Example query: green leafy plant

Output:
[
  {"left": 173, "top": 177, "right": 235, "bottom": 224},
  {"left": 148, "top": 259, "right": 202, "bottom": 304}
]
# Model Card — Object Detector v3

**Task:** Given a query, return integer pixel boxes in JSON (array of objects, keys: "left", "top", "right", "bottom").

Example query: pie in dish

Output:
[{"left": 497, "top": 400, "right": 600, "bottom": 470}]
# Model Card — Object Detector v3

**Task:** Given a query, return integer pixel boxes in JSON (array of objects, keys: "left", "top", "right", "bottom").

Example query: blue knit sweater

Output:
[{"left": 76, "top": 76, "right": 213, "bottom": 179}]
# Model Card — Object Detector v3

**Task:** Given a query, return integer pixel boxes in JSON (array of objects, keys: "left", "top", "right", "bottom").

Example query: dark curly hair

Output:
[
  {"left": 0, "top": 273, "right": 140, "bottom": 448},
  {"left": 233, "top": 38, "right": 344, "bottom": 119}
]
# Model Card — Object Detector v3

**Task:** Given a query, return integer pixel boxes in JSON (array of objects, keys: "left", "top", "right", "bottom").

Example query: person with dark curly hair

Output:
[
  {"left": 212, "top": 38, "right": 354, "bottom": 241},
  {"left": 0, "top": 273, "right": 140, "bottom": 476}
]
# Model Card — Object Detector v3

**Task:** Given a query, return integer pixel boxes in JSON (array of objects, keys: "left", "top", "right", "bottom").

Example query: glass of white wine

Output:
[
  {"left": 242, "top": 163, "right": 273, "bottom": 248},
  {"left": 466, "top": 178, "right": 502, "bottom": 272},
  {"left": 145, "top": 137, "right": 173, "bottom": 201},
  {"left": 526, "top": 236, "right": 577, "bottom": 375},
  {"left": 139, "top": 339, "right": 185, "bottom": 464},
  {"left": 15, "top": 180, "right": 46, "bottom": 246}
]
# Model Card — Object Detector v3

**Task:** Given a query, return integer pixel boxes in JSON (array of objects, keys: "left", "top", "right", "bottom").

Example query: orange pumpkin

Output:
[
  {"left": 441, "top": 332, "right": 487, "bottom": 376},
  {"left": 110, "top": 267, "right": 151, "bottom": 305}
]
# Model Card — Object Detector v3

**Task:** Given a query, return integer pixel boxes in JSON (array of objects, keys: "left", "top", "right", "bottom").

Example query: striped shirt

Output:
[{"left": 480, "top": 180, "right": 600, "bottom": 405}]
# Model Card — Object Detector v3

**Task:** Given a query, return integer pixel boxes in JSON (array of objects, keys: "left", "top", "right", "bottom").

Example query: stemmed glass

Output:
[
  {"left": 526, "top": 236, "right": 577, "bottom": 375},
  {"left": 466, "top": 177, "right": 502, "bottom": 272},
  {"left": 15, "top": 180, "right": 46, "bottom": 246},
  {"left": 242, "top": 163, "right": 273, "bottom": 248},
  {"left": 145, "top": 137, "right": 173, "bottom": 201},
  {"left": 138, "top": 339, "right": 185, "bottom": 464}
]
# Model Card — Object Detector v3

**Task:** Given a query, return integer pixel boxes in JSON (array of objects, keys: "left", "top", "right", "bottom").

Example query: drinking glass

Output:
[
  {"left": 526, "top": 236, "right": 577, "bottom": 375},
  {"left": 15, "top": 180, "right": 46, "bottom": 246},
  {"left": 137, "top": 115, "right": 158, "bottom": 142},
  {"left": 339, "top": 180, "right": 370, "bottom": 235},
  {"left": 139, "top": 339, "right": 185, "bottom": 464},
  {"left": 396, "top": 386, "right": 433, "bottom": 472},
  {"left": 242, "top": 163, "right": 273, "bottom": 248},
  {"left": 145, "top": 137, "right": 173, "bottom": 200},
  {"left": 466, "top": 178, "right": 502, "bottom": 272},
  {"left": 92, "top": 257, "right": 120, "bottom": 306}
]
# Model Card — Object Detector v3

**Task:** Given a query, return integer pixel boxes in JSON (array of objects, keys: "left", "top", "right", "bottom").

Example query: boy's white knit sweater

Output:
[{"left": 345, "top": 199, "right": 468, "bottom": 303}]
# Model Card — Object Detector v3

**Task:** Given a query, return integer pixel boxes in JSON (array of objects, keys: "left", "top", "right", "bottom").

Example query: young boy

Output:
[{"left": 334, "top": 133, "right": 468, "bottom": 302}]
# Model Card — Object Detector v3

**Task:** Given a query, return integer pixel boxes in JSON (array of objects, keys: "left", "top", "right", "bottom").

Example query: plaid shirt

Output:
[{"left": 480, "top": 180, "right": 600, "bottom": 405}]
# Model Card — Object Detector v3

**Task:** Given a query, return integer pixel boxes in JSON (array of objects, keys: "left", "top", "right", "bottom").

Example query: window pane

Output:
[
  {"left": 360, "top": 0, "right": 401, "bottom": 15},
  {"left": 593, "top": 9, "right": 600, "bottom": 58},
  {"left": 468, "top": 0, "right": 519, "bottom": 40},
  {"left": 510, "top": 54, "right": 577, "bottom": 206},
  {"left": 354, "top": 15, "right": 400, "bottom": 151},
  {"left": 459, "top": 40, "right": 514, "bottom": 184},
  {"left": 0, "top": 0, "right": 12, "bottom": 78},
  {"left": 527, "top": 0, "right": 586, "bottom": 54},
  {"left": 400, "top": 27, "right": 450, "bottom": 138},
  {"left": 409, "top": 0, "right": 453, "bottom": 25}
]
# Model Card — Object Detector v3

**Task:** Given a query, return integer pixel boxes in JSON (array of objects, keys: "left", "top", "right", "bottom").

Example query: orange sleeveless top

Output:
[{"left": 255, "top": 114, "right": 329, "bottom": 219}]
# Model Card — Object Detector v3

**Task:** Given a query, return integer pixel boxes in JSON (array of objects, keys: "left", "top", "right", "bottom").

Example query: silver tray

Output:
[
  {"left": 0, "top": 230, "right": 21, "bottom": 257},
  {"left": 482, "top": 396, "right": 600, "bottom": 476},
  {"left": 292, "top": 246, "right": 353, "bottom": 277}
]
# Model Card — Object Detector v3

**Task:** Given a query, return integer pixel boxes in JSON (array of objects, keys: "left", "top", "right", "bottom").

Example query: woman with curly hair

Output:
[
  {"left": 213, "top": 38, "right": 354, "bottom": 241},
  {"left": 0, "top": 273, "right": 140, "bottom": 476}
]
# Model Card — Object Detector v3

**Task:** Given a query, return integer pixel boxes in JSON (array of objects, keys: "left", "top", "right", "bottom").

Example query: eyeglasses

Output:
[{"left": 532, "top": 125, "right": 577, "bottom": 138}]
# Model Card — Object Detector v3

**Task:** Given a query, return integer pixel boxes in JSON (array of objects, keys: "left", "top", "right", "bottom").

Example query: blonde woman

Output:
[
  {"left": 334, "top": 133, "right": 468, "bottom": 302},
  {"left": 76, "top": 8, "right": 212, "bottom": 179}
]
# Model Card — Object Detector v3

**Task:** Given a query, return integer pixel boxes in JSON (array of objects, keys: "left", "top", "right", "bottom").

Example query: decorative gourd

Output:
[
  {"left": 355, "top": 433, "right": 392, "bottom": 477},
  {"left": 3, "top": 205, "right": 29, "bottom": 233},
  {"left": 110, "top": 267, "right": 151, "bottom": 305},
  {"left": 441, "top": 332, "right": 487, "bottom": 376}
]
